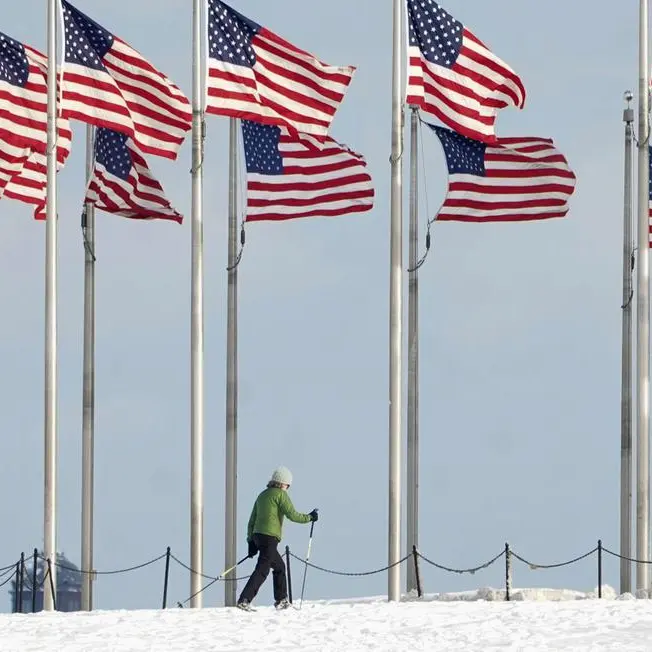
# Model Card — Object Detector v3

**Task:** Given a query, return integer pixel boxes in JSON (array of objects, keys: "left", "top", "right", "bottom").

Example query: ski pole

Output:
[
  {"left": 299, "top": 511, "right": 318, "bottom": 610},
  {"left": 218, "top": 554, "right": 250, "bottom": 580},
  {"left": 176, "top": 554, "right": 250, "bottom": 607}
]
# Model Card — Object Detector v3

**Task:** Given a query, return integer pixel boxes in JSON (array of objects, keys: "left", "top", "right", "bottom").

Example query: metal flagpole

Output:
[
  {"left": 406, "top": 105, "right": 419, "bottom": 594},
  {"left": 618, "top": 92, "right": 636, "bottom": 595},
  {"left": 190, "top": 0, "right": 205, "bottom": 607},
  {"left": 224, "top": 117, "right": 239, "bottom": 607},
  {"left": 621, "top": 92, "right": 634, "bottom": 595},
  {"left": 388, "top": 0, "right": 404, "bottom": 602},
  {"left": 81, "top": 125, "right": 96, "bottom": 610},
  {"left": 636, "top": 0, "right": 650, "bottom": 593},
  {"left": 43, "top": 0, "right": 59, "bottom": 612}
]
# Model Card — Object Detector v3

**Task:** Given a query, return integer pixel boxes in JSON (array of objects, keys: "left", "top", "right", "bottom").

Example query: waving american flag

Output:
[
  {"left": 431, "top": 124, "right": 575, "bottom": 222},
  {"left": 0, "top": 32, "right": 49, "bottom": 152},
  {"left": 60, "top": 0, "right": 191, "bottom": 160},
  {"left": 85, "top": 128, "right": 182, "bottom": 223},
  {"left": 206, "top": 0, "right": 355, "bottom": 140},
  {"left": 0, "top": 33, "right": 54, "bottom": 198},
  {"left": 406, "top": 0, "right": 525, "bottom": 144},
  {"left": 242, "top": 120, "right": 374, "bottom": 222}
]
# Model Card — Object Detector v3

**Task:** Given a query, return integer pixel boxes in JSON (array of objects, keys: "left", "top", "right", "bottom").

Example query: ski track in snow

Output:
[{"left": 3, "top": 598, "right": 652, "bottom": 651}]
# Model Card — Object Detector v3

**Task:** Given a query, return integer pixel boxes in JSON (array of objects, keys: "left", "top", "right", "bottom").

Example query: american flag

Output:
[
  {"left": 431, "top": 124, "right": 576, "bottom": 222},
  {"left": 60, "top": 0, "right": 191, "bottom": 160},
  {"left": 85, "top": 127, "right": 182, "bottom": 223},
  {"left": 0, "top": 33, "right": 51, "bottom": 195},
  {"left": 5, "top": 117, "right": 73, "bottom": 219},
  {"left": 406, "top": 0, "right": 526, "bottom": 144},
  {"left": 0, "top": 33, "right": 49, "bottom": 150},
  {"left": 242, "top": 120, "right": 374, "bottom": 222},
  {"left": 206, "top": 0, "right": 355, "bottom": 140}
]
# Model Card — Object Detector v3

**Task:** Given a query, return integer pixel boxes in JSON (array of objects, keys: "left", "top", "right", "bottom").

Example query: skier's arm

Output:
[
  {"left": 247, "top": 502, "right": 257, "bottom": 540},
  {"left": 278, "top": 492, "right": 312, "bottom": 524}
]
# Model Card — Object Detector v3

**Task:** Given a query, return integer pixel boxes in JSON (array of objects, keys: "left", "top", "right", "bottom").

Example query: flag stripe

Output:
[
  {"left": 408, "top": 36, "right": 523, "bottom": 113},
  {"left": 251, "top": 33, "right": 351, "bottom": 109},
  {"left": 207, "top": 45, "right": 349, "bottom": 133},
  {"left": 207, "top": 65, "right": 331, "bottom": 132}
]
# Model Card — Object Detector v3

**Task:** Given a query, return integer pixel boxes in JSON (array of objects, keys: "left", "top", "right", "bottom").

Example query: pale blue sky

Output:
[{"left": 0, "top": 0, "right": 640, "bottom": 610}]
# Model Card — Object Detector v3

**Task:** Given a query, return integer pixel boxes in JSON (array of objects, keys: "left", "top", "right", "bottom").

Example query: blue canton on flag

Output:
[
  {"left": 407, "top": 1, "right": 463, "bottom": 70},
  {"left": 62, "top": 2, "right": 113, "bottom": 71},
  {"left": 434, "top": 126, "right": 486, "bottom": 176},
  {"left": 95, "top": 129, "right": 132, "bottom": 181},
  {"left": 242, "top": 121, "right": 283, "bottom": 174},
  {"left": 0, "top": 33, "right": 30, "bottom": 87},
  {"left": 207, "top": 0, "right": 259, "bottom": 67}
]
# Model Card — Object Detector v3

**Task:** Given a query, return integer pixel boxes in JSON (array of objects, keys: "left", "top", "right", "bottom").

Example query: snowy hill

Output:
[{"left": 3, "top": 587, "right": 652, "bottom": 651}]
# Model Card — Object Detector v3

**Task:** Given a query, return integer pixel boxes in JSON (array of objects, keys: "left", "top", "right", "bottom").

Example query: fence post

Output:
[
  {"left": 31, "top": 549, "right": 38, "bottom": 613},
  {"left": 46, "top": 558, "right": 56, "bottom": 611},
  {"left": 13, "top": 562, "right": 19, "bottom": 613},
  {"left": 162, "top": 547, "right": 171, "bottom": 609},
  {"left": 411, "top": 546, "right": 423, "bottom": 598},
  {"left": 504, "top": 543, "right": 511, "bottom": 602},
  {"left": 597, "top": 540, "right": 602, "bottom": 599},
  {"left": 285, "top": 545, "right": 293, "bottom": 604},
  {"left": 18, "top": 552, "right": 25, "bottom": 613}
]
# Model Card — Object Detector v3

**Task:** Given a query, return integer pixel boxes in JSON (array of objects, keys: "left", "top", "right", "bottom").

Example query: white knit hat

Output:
[{"left": 270, "top": 466, "right": 293, "bottom": 486}]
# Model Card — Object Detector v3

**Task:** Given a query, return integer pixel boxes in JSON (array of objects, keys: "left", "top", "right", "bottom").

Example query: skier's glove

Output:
[
  {"left": 247, "top": 539, "right": 258, "bottom": 558},
  {"left": 309, "top": 509, "right": 319, "bottom": 522}
]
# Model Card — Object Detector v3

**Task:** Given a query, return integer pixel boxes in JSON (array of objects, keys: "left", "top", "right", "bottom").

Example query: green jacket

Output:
[{"left": 247, "top": 487, "right": 311, "bottom": 541}]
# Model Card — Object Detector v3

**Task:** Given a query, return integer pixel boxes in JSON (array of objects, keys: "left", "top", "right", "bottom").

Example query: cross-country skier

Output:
[{"left": 237, "top": 466, "right": 318, "bottom": 611}]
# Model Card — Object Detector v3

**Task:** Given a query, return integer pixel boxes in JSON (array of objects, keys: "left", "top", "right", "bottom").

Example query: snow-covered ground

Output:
[{"left": 2, "top": 587, "right": 652, "bottom": 651}]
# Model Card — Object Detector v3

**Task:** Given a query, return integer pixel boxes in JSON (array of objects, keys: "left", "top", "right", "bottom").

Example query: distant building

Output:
[{"left": 9, "top": 552, "right": 82, "bottom": 613}]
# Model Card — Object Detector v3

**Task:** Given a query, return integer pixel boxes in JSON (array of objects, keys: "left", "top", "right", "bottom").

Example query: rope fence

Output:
[{"left": 3, "top": 539, "right": 648, "bottom": 612}]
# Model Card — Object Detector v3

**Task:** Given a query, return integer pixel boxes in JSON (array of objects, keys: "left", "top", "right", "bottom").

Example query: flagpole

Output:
[
  {"left": 224, "top": 117, "right": 238, "bottom": 607},
  {"left": 190, "top": 0, "right": 205, "bottom": 607},
  {"left": 636, "top": 0, "right": 650, "bottom": 593},
  {"left": 81, "top": 124, "right": 96, "bottom": 611},
  {"left": 621, "top": 92, "right": 634, "bottom": 595},
  {"left": 388, "top": 0, "right": 404, "bottom": 602},
  {"left": 44, "top": 0, "right": 59, "bottom": 612},
  {"left": 618, "top": 93, "right": 637, "bottom": 595},
  {"left": 406, "top": 105, "right": 419, "bottom": 594}
]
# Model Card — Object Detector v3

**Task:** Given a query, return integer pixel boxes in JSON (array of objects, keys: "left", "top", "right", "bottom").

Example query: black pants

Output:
[{"left": 238, "top": 533, "right": 287, "bottom": 603}]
